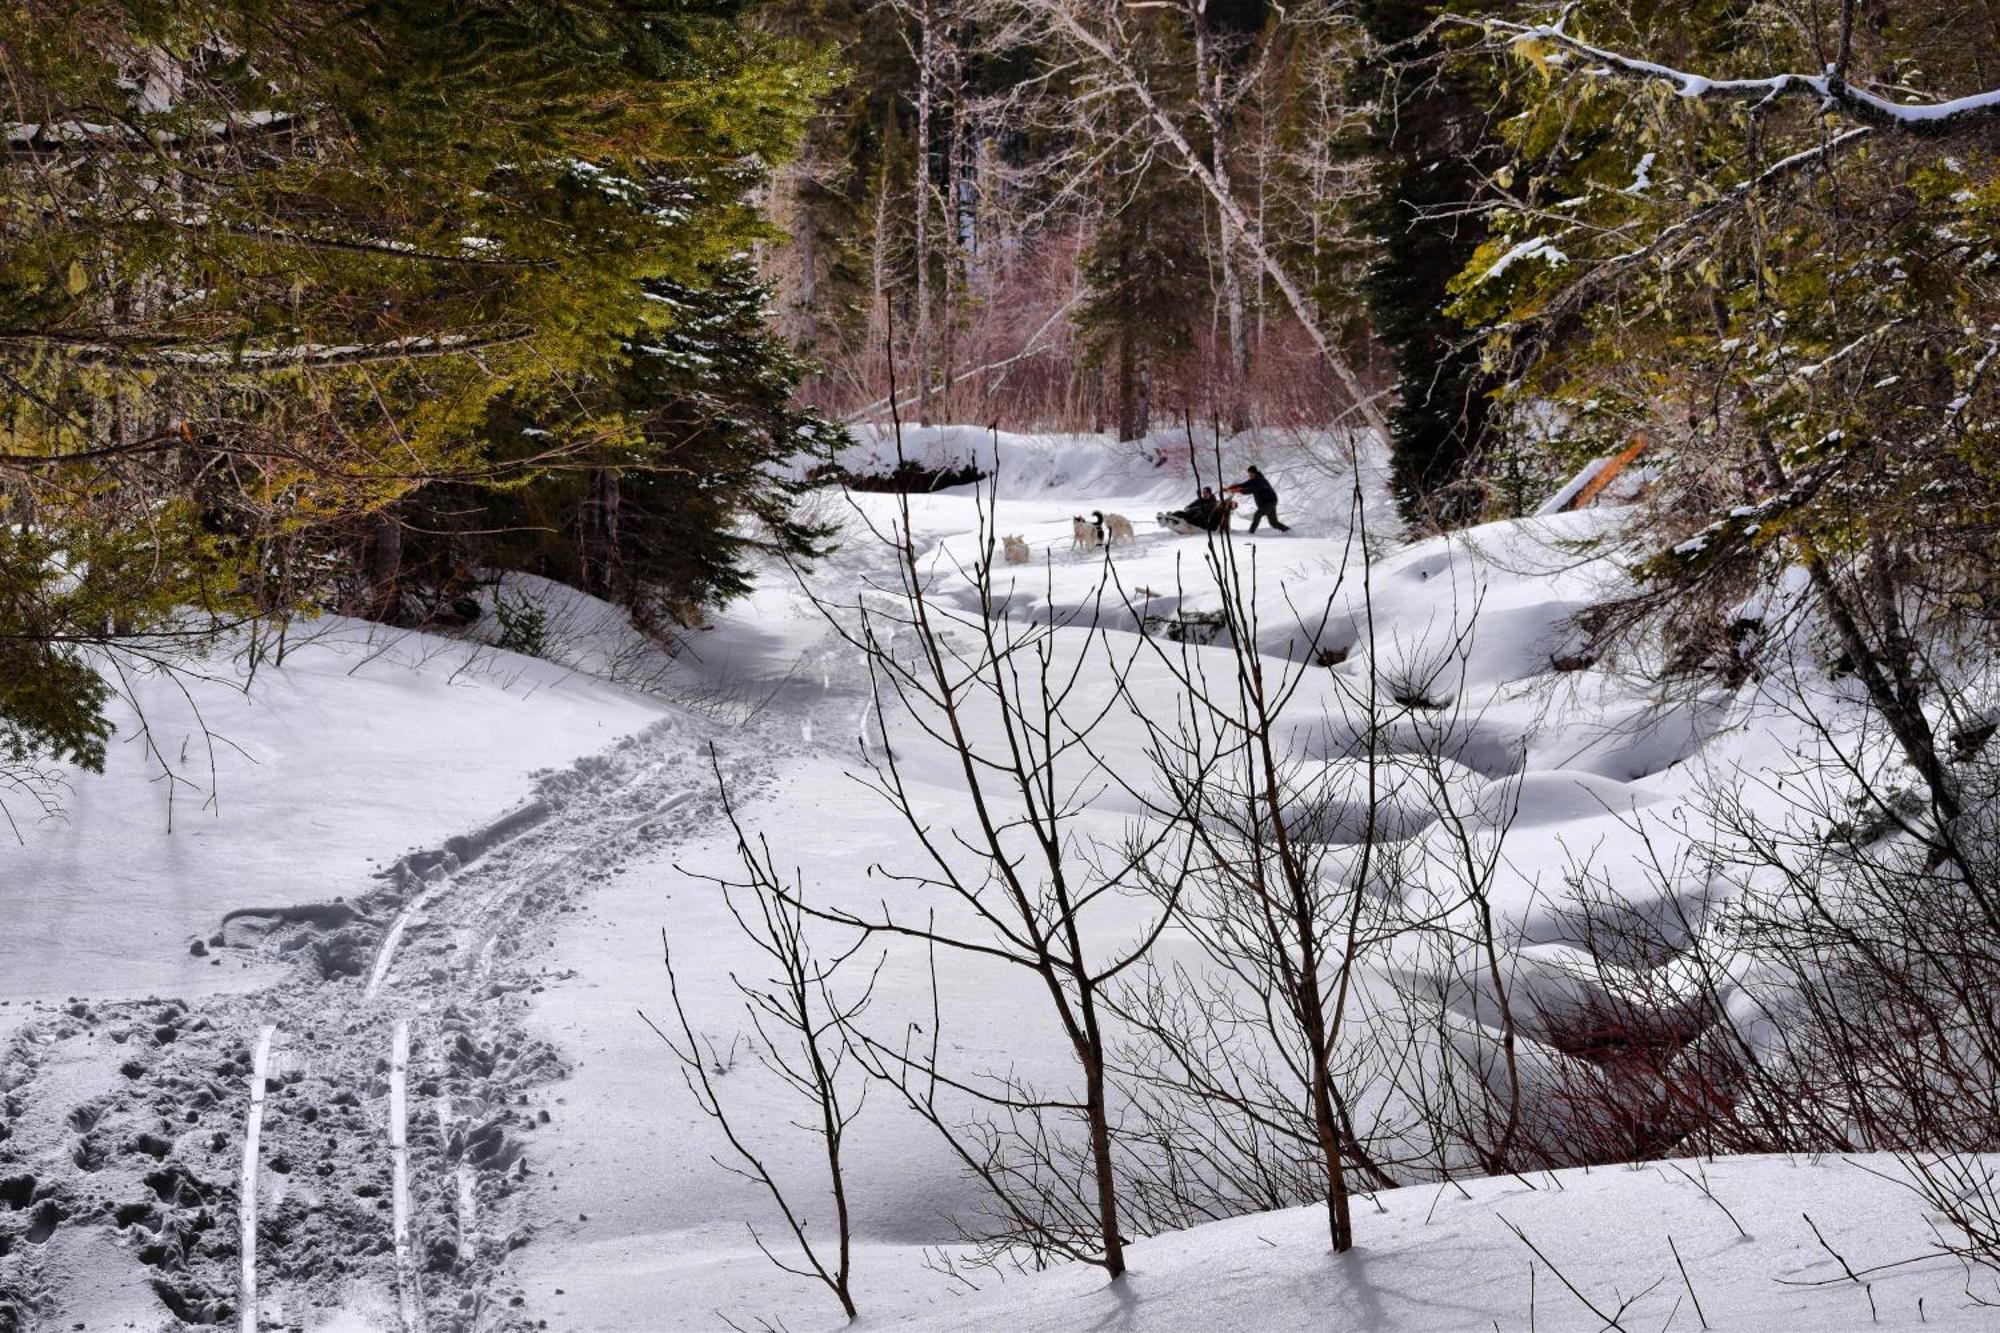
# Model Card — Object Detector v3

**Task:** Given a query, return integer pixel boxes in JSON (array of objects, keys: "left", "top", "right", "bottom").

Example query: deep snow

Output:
[
  {"left": 874, "top": 1153, "right": 1995, "bottom": 1332},
  {"left": 0, "top": 426, "right": 1974, "bottom": 1332},
  {"left": 0, "top": 619, "right": 663, "bottom": 1008}
]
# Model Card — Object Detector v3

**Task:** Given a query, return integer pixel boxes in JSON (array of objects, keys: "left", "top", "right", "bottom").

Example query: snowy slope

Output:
[
  {"left": 872, "top": 1154, "right": 1995, "bottom": 1333},
  {"left": 0, "top": 426, "right": 1965, "bottom": 1333},
  {"left": 0, "top": 616, "right": 664, "bottom": 1008},
  {"left": 500, "top": 431, "right": 1931, "bottom": 1331}
]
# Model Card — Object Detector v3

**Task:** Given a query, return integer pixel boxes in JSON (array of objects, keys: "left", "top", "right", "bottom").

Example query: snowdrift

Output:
[
  {"left": 0, "top": 612, "right": 664, "bottom": 1006},
  {"left": 872, "top": 1154, "right": 1993, "bottom": 1332}
]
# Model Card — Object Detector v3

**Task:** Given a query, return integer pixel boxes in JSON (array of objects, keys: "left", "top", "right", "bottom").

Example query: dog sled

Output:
[{"left": 1156, "top": 496, "right": 1236, "bottom": 537}]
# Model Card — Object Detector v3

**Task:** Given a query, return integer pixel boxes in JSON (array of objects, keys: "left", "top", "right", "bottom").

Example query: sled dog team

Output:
[
  {"left": 1000, "top": 467, "right": 1289, "bottom": 563},
  {"left": 1069, "top": 510, "right": 1135, "bottom": 550},
  {"left": 999, "top": 510, "right": 1130, "bottom": 564}
]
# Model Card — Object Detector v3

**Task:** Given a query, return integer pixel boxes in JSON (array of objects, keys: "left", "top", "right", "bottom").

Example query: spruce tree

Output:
[
  {"left": 1078, "top": 151, "right": 1206, "bottom": 441},
  {"left": 0, "top": 1, "right": 825, "bottom": 788},
  {"left": 452, "top": 262, "right": 838, "bottom": 637},
  {"left": 1351, "top": 0, "right": 1502, "bottom": 527}
]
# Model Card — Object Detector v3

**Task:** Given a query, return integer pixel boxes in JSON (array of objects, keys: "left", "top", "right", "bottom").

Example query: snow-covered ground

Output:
[
  {"left": 0, "top": 620, "right": 664, "bottom": 1011},
  {"left": 1, "top": 427, "right": 1986, "bottom": 1331},
  {"left": 874, "top": 1153, "right": 1987, "bottom": 1333}
]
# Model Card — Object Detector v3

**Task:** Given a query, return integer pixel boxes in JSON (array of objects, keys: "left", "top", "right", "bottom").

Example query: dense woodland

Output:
[{"left": 7, "top": 0, "right": 1997, "bottom": 786}]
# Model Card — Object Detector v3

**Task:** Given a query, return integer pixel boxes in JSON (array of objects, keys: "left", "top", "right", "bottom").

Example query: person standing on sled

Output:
[{"left": 1226, "top": 466, "right": 1289, "bottom": 532}]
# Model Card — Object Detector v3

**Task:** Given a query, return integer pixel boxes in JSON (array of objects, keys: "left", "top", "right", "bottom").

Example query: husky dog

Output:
[
  {"left": 1001, "top": 534, "right": 1032, "bottom": 565},
  {"left": 1094, "top": 510, "right": 1135, "bottom": 544},
  {"left": 1072, "top": 516, "right": 1103, "bottom": 550}
]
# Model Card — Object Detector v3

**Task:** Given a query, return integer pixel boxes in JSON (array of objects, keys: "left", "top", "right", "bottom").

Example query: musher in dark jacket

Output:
[{"left": 1226, "top": 466, "right": 1289, "bottom": 533}]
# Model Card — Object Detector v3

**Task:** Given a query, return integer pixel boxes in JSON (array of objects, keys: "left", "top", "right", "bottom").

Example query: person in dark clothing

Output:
[
  {"left": 1226, "top": 466, "right": 1289, "bottom": 532},
  {"left": 1183, "top": 486, "right": 1222, "bottom": 530},
  {"left": 1160, "top": 486, "right": 1228, "bottom": 535}
]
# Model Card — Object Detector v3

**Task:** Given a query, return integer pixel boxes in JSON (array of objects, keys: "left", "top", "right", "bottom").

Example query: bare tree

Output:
[
  {"left": 647, "top": 825, "right": 878, "bottom": 1322},
  {"left": 736, "top": 432, "right": 1218, "bottom": 1276}
]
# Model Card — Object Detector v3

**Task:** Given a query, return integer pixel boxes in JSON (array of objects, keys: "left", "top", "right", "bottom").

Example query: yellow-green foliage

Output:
[
  {"left": 0, "top": 0, "right": 829, "bottom": 768},
  {"left": 1451, "top": 1, "right": 2000, "bottom": 592}
]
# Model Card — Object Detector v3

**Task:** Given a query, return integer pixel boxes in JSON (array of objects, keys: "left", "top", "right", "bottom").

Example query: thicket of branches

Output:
[
  {"left": 682, "top": 457, "right": 2000, "bottom": 1325},
  {"left": 756, "top": 0, "right": 1398, "bottom": 441}
]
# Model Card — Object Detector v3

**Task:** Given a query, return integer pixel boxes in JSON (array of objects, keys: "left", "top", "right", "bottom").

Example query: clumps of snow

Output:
[
  {"left": 1483, "top": 235, "right": 1569, "bottom": 282},
  {"left": 1623, "top": 150, "right": 1657, "bottom": 194}
]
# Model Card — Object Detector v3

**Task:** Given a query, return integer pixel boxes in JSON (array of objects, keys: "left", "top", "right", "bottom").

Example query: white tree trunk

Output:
[{"left": 914, "top": 0, "right": 937, "bottom": 425}]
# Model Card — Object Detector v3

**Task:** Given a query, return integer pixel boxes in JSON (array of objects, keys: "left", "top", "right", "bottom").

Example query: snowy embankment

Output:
[
  {"left": 0, "top": 617, "right": 664, "bottom": 1013},
  {"left": 505, "top": 428, "right": 1984, "bottom": 1330},
  {"left": 0, "top": 426, "right": 1982, "bottom": 1331},
  {"left": 876, "top": 1154, "right": 1986, "bottom": 1333}
]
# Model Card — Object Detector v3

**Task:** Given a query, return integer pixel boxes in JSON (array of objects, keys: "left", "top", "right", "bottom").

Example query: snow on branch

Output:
[
  {"left": 4, "top": 110, "right": 306, "bottom": 157},
  {"left": 1530, "top": 126, "right": 1872, "bottom": 319},
  {"left": 1482, "top": 235, "right": 1569, "bottom": 283},
  {"left": 0, "top": 328, "right": 532, "bottom": 372},
  {"left": 1475, "top": 16, "right": 2000, "bottom": 135},
  {"left": 211, "top": 222, "right": 547, "bottom": 270}
]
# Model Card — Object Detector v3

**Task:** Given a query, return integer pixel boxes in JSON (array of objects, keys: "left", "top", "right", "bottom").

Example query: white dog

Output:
[
  {"left": 1071, "top": 516, "right": 1103, "bottom": 551},
  {"left": 1094, "top": 510, "right": 1135, "bottom": 544},
  {"left": 1001, "top": 534, "right": 1031, "bottom": 565}
]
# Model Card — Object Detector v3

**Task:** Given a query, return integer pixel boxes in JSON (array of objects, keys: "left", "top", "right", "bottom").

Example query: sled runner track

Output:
[
  {"left": 367, "top": 891, "right": 431, "bottom": 1001},
  {"left": 364, "top": 750, "right": 691, "bottom": 1002},
  {"left": 239, "top": 1023, "right": 277, "bottom": 1333},
  {"left": 391, "top": 1019, "right": 425, "bottom": 1332},
  {"left": 858, "top": 623, "right": 893, "bottom": 758},
  {"left": 348, "top": 728, "right": 782, "bottom": 1324}
]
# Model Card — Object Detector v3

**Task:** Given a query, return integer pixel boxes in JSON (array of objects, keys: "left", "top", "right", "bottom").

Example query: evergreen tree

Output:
[
  {"left": 1077, "top": 138, "right": 1207, "bottom": 441},
  {"left": 0, "top": 1, "right": 825, "bottom": 788},
  {"left": 1351, "top": 0, "right": 1503, "bottom": 527},
  {"left": 1453, "top": 0, "right": 2000, "bottom": 809},
  {"left": 456, "top": 262, "right": 838, "bottom": 637}
]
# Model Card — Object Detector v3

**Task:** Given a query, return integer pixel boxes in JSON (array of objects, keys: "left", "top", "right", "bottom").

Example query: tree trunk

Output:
[
  {"left": 580, "top": 467, "right": 622, "bottom": 600},
  {"left": 1194, "top": 16, "right": 1252, "bottom": 434},
  {"left": 1116, "top": 335, "right": 1141, "bottom": 442},
  {"left": 1313, "top": 1050, "right": 1354, "bottom": 1252},
  {"left": 914, "top": 0, "right": 936, "bottom": 426},
  {"left": 1136, "top": 349, "right": 1153, "bottom": 439},
  {"left": 1077, "top": 995, "right": 1127, "bottom": 1279},
  {"left": 870, "top": 174, "right": 893, "bottom": 394},
  {"left": 367, "top": 509, "right": 403, "bottom": 625}
]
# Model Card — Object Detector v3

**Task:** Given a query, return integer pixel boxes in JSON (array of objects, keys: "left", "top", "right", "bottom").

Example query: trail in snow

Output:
[
  {"left": 0, "top": 621, "right": 867, "bottom": 1330},
  {"left": 237, "top": 1024, "right": 275, "bottom": 1333}
]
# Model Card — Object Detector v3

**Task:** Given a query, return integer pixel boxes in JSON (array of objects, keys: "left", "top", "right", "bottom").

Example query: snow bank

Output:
[
  {"left": 0, "top": 615, "right": 664, "bottom": 1005},
  {"left": 806, "top": 422, "right": 1390, "bottom": 512},
  {"left": 873, "top": 1154, "right": 1993, "bottom": 1332}
]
